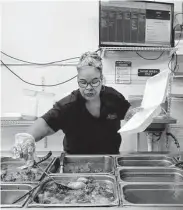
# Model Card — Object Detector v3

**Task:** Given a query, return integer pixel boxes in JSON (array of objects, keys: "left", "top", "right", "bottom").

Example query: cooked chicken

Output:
[
  {"left": 67, "top": 181, "right": 86, "bottom": 190},
  {"left": 77, "top": 177, "right": 88, "bottom": 183},
  {"left": 34, "top": 177, "right": 115, "bottom": 204}
]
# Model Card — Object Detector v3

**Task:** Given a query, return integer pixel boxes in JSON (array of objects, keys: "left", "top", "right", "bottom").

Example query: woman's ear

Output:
[{"left": 101, "top": 74, "right": 106, "bottom": 85}]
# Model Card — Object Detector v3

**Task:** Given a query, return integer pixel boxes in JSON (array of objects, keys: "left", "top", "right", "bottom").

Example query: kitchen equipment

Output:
[
  {"left": 119, "top": 183, "right": 183, "bottom": 207},
  {"left": 12, "top": 184, "right": 41, "bottom": 204},
  {"left": 175, "top": 161, "right": 183, "bottom": 168},
  {"left": 35, "top": 164, "right": 72, "bottom": 190},
  {"left": 59, "top": 152, "right": 65, "bottom": 173},
  {"left": 116, "top": 155, "right": 176, "bottom": 167},
  {"left": 27, "top": 174, "right": 119, "bottom": 207},
  {"left": 117, "top": 167, "right": 183, "bottom": 182},
  {"left": 48, "top": 155, "right": 115, "bottom": 174},
  {"left": 1, "top": 153, "right": 54, "bottom": 183},
  {"left": 11, "top": 177, "right": 54, "bottom": 205},
  {"left": 20, "top": 151, "right": 52, "bottom": 170},
  {"left": 36, "top": 151, "right": 53, "bottom": 165},
  {"left": 0, "top": 184, "right": 33, "bottom": 208}
]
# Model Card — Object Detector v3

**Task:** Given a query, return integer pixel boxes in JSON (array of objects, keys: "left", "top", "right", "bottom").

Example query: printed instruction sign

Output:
[
  {"left": 138, "top": 69, "right": 160, "bottom": 77},
  {"left": 115, "top": 61, "right": 131, "bottom": 84}
]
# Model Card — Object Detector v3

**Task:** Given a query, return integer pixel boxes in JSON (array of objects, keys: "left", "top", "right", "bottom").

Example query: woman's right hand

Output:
[{"left": 12, "top": 133, "right": 37, "bottom": 167}]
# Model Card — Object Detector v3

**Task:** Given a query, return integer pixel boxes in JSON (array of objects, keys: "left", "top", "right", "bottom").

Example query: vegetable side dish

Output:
[
  {"left": 1, "top": 162, "right": 48, "bottom": 182},
  {"left": 64, "top": 162, "right": 104, "bottom": 173},
  {"left": 1, "top": 168, "right": 42, "bottom": 182}
]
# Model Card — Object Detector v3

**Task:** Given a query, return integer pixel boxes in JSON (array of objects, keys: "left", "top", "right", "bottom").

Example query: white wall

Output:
[
  {"left": 1, "top": 1, "right": 183, "bottom": 153},
  {"left": 1, "top": 1, "right": 99, "bottom": 114},
  {"left": 1, "top": 1, "right": 99, "bottom": 152}
]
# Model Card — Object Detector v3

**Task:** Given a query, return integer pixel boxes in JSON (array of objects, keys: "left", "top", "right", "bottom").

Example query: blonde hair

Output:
[{"left": 77, "top": 51, "right": 103, "bottom": 74}]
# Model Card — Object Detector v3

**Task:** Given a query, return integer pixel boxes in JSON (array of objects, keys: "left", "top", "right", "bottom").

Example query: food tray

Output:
[
  {"left": 116, "top": 155, "right": 177, "bottom": 167},
  {"left": 0, "top": 183, "right": 33, "bottom": 208},
  {"left": 1, "top": 156, "right": 55, "bottom": 184},
  {"left": 117, "top": 167, "right": 183, "bottom": 183},
  {"left": 27, "top": 174, "right": 119, "bottom": 207},
  {"left": 48, "top": 155, "right": 115, "bottom": 174},
  {"left": 119, "top": 183, "right": 183, "bottom": 207}
]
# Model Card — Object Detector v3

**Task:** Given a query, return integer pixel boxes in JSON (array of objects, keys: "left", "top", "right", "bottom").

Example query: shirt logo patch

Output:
[{"left": 106, "top": 113, "right": 117, "bottom": 120}]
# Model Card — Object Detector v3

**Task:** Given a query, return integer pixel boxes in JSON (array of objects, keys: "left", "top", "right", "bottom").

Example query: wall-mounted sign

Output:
[
  {"left": 115, "top": 61, "right": 131, "bottom": 84},
  {"left": 138, "top": 69, "right": 160, "bottom": 77}
]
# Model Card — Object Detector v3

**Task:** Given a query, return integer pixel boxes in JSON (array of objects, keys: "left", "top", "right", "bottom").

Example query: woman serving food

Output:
[{"left": 12, "top": 51, "right": 140, "bottom": 167}]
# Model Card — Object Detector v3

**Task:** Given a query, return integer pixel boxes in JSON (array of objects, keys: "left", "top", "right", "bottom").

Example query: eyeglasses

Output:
[{"left": 78, "top": 78, "right": 101, "bottom": 88}]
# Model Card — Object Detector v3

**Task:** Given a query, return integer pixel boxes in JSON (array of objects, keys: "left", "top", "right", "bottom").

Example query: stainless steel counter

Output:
[
  {"left": 1, "top": 151, "right": 183, "bottom": 209},
  {"left": 1, "top": 151, "right": 183, "bottom": 158},
  {"left": 2, "top": 207, "right": 183, "bottom": 210}
]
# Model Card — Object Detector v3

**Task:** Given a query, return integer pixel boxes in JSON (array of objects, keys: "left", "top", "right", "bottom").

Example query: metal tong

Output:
[
  {"left": 12, "top": 182, "right": 41, "bottom": 204},
  {"left": 11, "top": 175, "right": 58, "bottom": 205},
  {"left": 12, "top": 151, "right": 71, "bottom": 204},
  {"left": 33, "top": 151, "right": 71, "bottom": 190},
  {"left": 59, "top": 151, "right": 65, "bottom": 173},
  {"left": 18, "top": 151, "right": 53, "bottom": 170},
  {"left": 175, "top": 161, "right": 183, "bottom": 168},
  {"left": 33, "top": 151, "right": 52, "bottom": 167},
  {"left": 35, "top": 164, "right": 72, "bottom": 190},
  {"left": 12, "top": 151, "right": 52, "bottom": 204}
]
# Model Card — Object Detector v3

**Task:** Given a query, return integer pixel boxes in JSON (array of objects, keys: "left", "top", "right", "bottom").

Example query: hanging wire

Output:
[
  {"left": 1, "top": 51, "right": 80, "bottom": 65},
  {"left": 136, "top": 51, "right": 164, "bottom": 60},
  {"left": 1, "top": 60, "right": 77, "bottom": 87}
]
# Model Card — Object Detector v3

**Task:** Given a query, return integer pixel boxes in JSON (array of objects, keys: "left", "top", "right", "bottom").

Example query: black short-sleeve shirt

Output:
[{"left": 41, "top": 86, "right": 131, "bottom": 154}]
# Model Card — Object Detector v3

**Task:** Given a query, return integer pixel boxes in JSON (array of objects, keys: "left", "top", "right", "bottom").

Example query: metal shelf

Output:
[
  {"left": 170, "top": 94, "right": 183, "bottom": 99},
  {"left": 152, "top": 116, "right": 177, "bottom": 124},
  {"left": 146, "top": 116, "right": 177, "bottom": 132},
  {"left": 100, "top": 46, "right": 177, "bottom": 52},
  {"left": 100, "top": 46, "right": 177, "bottom": 58},
  {"left": 1, "top": 120, "right": 35, "bottom": 127},
  {"left": 174, "top": 72, "right": 183, "bottom": 78}
]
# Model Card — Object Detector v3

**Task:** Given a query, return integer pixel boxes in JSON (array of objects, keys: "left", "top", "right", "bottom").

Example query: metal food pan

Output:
[
  {"left": 0, "top": 184, "right": 33, "bottom": 208},
  {"left": 27, "top": 174, "right": 119, "bottom": 207},
  {"left": 1, "top": 156, "right": 55, "bottom": 184},
  {"left": 116, "top": 155, "right": 177, "bottom": 167},
  {"left": 119, "top": 183, "right": 183, "bottom": 207},
  {"left": 117, "top": 167, "right": 183, "bottom": 183},
  {"left": 48, "top": 155, "right": 115, "bottom": 174}
]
